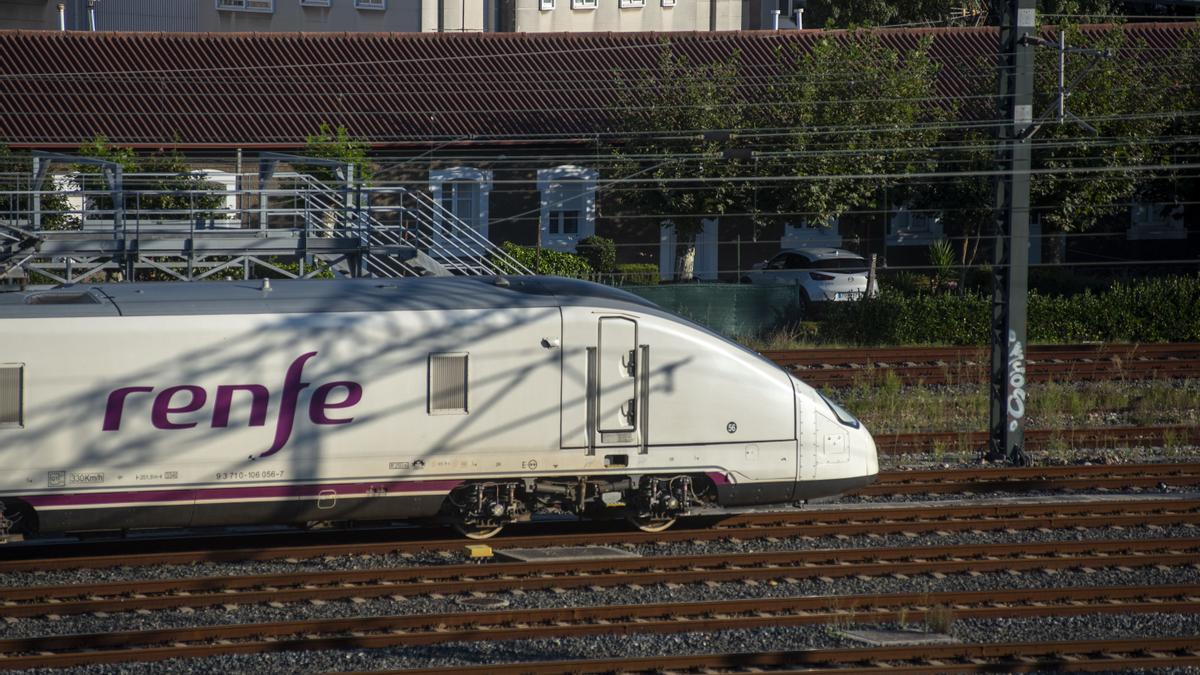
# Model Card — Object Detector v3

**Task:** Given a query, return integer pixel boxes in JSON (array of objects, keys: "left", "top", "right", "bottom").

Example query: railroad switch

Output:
[{"left": 465, "top": 544, "right": 494, "bottom": 560}]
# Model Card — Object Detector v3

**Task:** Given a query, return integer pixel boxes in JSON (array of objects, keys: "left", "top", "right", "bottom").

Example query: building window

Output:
[
  {"left": 620, "top": 0, "right": 646, "bottom": 6},
  {"left": 354, "top": 0, "right": 386, "bottom": 8},
  {"left": 540, "top": 0, "right": 555, "bottom": 8},
  {"left": 1128, "top": 202, "right": 1186, "bottom": 240},
  {"left": 783, "top": 217, "right": 842, "bottom": 249},
  {"left": 216, "top": 0, "right": 274, "bottom": 11},
  {"left": 538, "top": 166, "right": 597, "bottom": 252},
  {"left": 661, "top": 0, "right": 676, "bottom": 5},
  {"left": 887, "top": 207, "right": 944, "bottom": 246},
  {"left": 430, "top": 168, "right": 492, "bottom": 255},
  {"left": 301, "top": 0, "right": 331, "bottom": 5},
  {"left": 571, "top": 0, "right": 597, "bottom": 8}
]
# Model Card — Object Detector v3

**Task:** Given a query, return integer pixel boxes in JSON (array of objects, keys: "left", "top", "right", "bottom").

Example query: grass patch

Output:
[{"left": 833, "top": 379, "right": 1198, "bottom": 436}]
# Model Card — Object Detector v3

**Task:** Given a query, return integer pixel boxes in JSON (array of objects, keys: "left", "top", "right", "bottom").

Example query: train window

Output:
[
  {"left": 819, "top": 392, "right": 860, "bottom": 429},
  {"left": 0, "top": 365, "right": 23, "bottom": 428},
  {"left": 428, "top": 353, "right": 469, "bottom": 415},
  {"left": 25, "top": 292, "right": 101, "bottom": 305}
]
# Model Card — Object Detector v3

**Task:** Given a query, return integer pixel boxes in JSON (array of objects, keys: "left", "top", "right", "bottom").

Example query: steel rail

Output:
[
  {"left": 875, "top": 426, "right": 1200, "bottom": 454},
  {"left": 1, "top": 584, "right": 1197, "bottom": 669},
  {"left": 761, "top": 343, "right": 1200, "bottom": 367},
  {"left": 858, "top": 461, "right": 1200, "bottom": 494},
  {"left": 1, "top": 498, "right": 1196, "bottom": 572},
  {"left": 762, "top": 343, "right": 1200, "bottom": 386},
  {"left": 357, "top": 637, "right": 1200, "bottom": 674},
  {"left": 2, "top": 537, "right": 1193, "bottom": 618}
]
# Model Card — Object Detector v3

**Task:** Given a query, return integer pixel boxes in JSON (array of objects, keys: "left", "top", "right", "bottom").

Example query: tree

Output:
[
  {"left": 753, "top": 33, "right": 946, "bottom": 233},
  {"left": 802, "top": 0, "right": 1123, "bottom": 29},
  {"left": 73, "top": 136, "right": 224, "bottom": 226},
  {"left": 1135, "top": 29, "right": 1200, "bottom": 219},
  {"left": 300, "top": 123, "right": 375, "bottom": 185},
  {"left": 0, "top": 145, "right": 75, "bottom": 231},
  {"left": 1028, "top": 25, "right": 1176, "bottom": 260},
  {"left": 608, "top": 49, "right": 754, "bottom": 280}
]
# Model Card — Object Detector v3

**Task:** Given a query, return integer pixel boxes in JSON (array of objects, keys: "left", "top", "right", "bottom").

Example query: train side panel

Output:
[{"left": 0, "top": 306, "right": 563, "bottom": 531}]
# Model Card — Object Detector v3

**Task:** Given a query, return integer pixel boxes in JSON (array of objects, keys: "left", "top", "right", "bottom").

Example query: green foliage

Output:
[
  {"left": 754, "top": 33, "right": 946, "bottom": 228},
  {"left": 0, "top": 145, "right": 75, "bottom": 230},
  {"left": 802, "top": 0, "right": 949, "bottom": 29},
  {"left": 131, "top": 149, "right": 226, "bottom": 217},
  {"left": 76, "top": 134, "right": 138, "bottom": 171},
  {"left": 493, "top": 241, "right": 593, "bottom": 277},
  {"left": 802, "top": 0, "right": 1118, "bottom": 29},
  {"left": 300, "top": 123, "right": 375, "bottom": 185},
  {"left": 616, "top": 263, "right": 659, "bottom": 285},
  {"left": 577, "top": 235, "right": 617, "bottom": 273},
  {"left": 927, "top": 239, "right": 955, "bottom": 291},
  {"left": 821, "top": 275, "right": 1200, "bottom": 345},
  {"left": 1139, "top": 29, "right": 1200, "bottom": 211},
  {"left": 608, "top": 35, "right": 945, "bottom": 240},
  {"left": 1030, "top": 26, "right": 1176, "bottom": 237},
  {"left": 608, "top": 49, "right": 754, "bottom": 241},
  {"left": 69, "top": 137, "right": 226, "bottom": 224},
  {"left": 822, "top": 290, "right": 990, "bottom": 345}
]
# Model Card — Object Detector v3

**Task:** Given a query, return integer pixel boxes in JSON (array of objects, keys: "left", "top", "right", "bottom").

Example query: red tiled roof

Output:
[{"left": 0, "top": 24, "right": 1192, "bottom": 149}]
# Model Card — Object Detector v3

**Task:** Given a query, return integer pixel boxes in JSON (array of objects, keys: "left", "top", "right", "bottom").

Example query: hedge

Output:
[
  {"left": 820, "top": 275, "right": 1200, "bottom": 345},
  {"left": 493, "top": 241, "right": 592, "bottom": 277},
  {"left": 615, "top": 263, "right": 659, "bottom": 286}
]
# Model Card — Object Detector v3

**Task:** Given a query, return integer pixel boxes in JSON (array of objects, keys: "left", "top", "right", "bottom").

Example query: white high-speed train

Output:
[{"left": 0, "top": 276, "right": 877, "bottom": 539}]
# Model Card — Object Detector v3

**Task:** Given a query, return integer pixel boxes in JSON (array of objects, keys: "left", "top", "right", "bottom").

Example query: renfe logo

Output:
[{"left": 101, "top": 352, "right": 363, "bottom": 457}]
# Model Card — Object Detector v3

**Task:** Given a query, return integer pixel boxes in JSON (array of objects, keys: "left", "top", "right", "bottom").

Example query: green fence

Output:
[{"left": 625, "top": 283, "right": 806, "bottom": 338}]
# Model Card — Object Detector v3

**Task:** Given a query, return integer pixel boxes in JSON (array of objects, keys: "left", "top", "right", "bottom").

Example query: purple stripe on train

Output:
[
  {"left": 102, "top": 352, "right": 364, "bottom": 458},
  {"left": 23, "top": 479, "right": 463, "bottom": 508}
]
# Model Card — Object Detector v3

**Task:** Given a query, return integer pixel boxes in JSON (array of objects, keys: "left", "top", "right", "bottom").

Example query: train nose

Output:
[{"left": 857, "top": 423, "right": 880, "bottom": 481}]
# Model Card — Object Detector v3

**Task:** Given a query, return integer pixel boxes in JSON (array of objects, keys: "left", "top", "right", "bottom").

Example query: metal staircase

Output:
[{"left": 1, "top": 156, "right": 532, "bottom": 284}]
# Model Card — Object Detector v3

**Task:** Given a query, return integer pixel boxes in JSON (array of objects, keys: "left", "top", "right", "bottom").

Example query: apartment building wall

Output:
[
  {"left": 2, "top": 0, "right": 741, "bottom": 32},
  {"left": 500, "top": 0, "right": 739, "bottom": 32},
  {"left": 0, "top": 0, "right": 419, "bottom": 32}
]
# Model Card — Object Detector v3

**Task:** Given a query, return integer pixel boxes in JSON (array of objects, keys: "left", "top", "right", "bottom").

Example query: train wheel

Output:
[
  {"left": 626, "top": 514, "right": 677, "bottom": 533},
  {"left": 454, "top": 522, "right": 504, "bottom": 539}
]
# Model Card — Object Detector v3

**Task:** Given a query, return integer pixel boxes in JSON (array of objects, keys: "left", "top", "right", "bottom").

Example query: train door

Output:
[{"left": 588, "top": 316, "right": 647, "bottom": 457}]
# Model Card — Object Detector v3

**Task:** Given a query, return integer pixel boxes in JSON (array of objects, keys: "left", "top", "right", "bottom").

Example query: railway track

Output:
[
  {"left": 2, "top": 496, "right": 1196, "bottom": 572},
  {"left": 1, "top": 537, "right": 1194, "bottom": 618},
  {"left": 861, "top": 461, "right": 1200, "bottom": 494},
  {"left": 2, "top": 584, "right": 1196, "bottom": 669},
  {"left": 876, "top": 425, "right": 1200, "bottom": 454},
  {"left": 762, "top": 342, "right": 1200, "bottom": 386},
  {"left": 381, "top": 637, "right": 1200, "bottom": 674}
]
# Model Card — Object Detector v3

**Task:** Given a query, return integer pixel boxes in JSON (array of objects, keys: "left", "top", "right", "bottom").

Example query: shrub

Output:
[
  {"left": 576, "top": 235, "right": 617, "bottom": 274},
  {"left": 822, "top": 290, "right": 990, "bottom": 345},
  {"left": 493, "top": 241, "right": 593, "bottom": 277},
  {"left": 821, "top": 275, "right": 1200, "bottom": 345},
  {"left": 616, "top": 263, "right": 659, "bottom": 286}
]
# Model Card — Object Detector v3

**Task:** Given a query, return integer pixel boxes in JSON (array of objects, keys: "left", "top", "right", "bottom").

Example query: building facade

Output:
[{"left": 0, "top": 0, "right": 738, "bottom": 33}]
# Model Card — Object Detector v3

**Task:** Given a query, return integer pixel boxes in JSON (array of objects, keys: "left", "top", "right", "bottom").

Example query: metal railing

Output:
[{"left": 1, "top": 169, "right": 532, "bottom": 283}]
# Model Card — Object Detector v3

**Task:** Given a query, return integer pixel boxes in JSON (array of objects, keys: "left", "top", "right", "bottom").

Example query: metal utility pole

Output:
[{"left": 987, "top": 0, "right": 1035, "bottom": 466}]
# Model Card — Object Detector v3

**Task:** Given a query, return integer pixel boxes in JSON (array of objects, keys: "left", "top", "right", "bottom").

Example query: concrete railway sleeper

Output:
[
  {"left": 0, "top": 537, "right": 1196, "bottom": 618},
  {"left": 1, "top": 497, "right": 1196, "bottom": 573},
  {"left": 0, "top": 585, "right": 1197, "bottom": 669},
  {"left": 377, "top": 637, "right": 1200, "bottom": 674}
]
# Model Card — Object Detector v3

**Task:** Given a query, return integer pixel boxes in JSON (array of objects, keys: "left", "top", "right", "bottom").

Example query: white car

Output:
[{"left": 742, "top": 248, "right": 878, "bottom": 305}]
